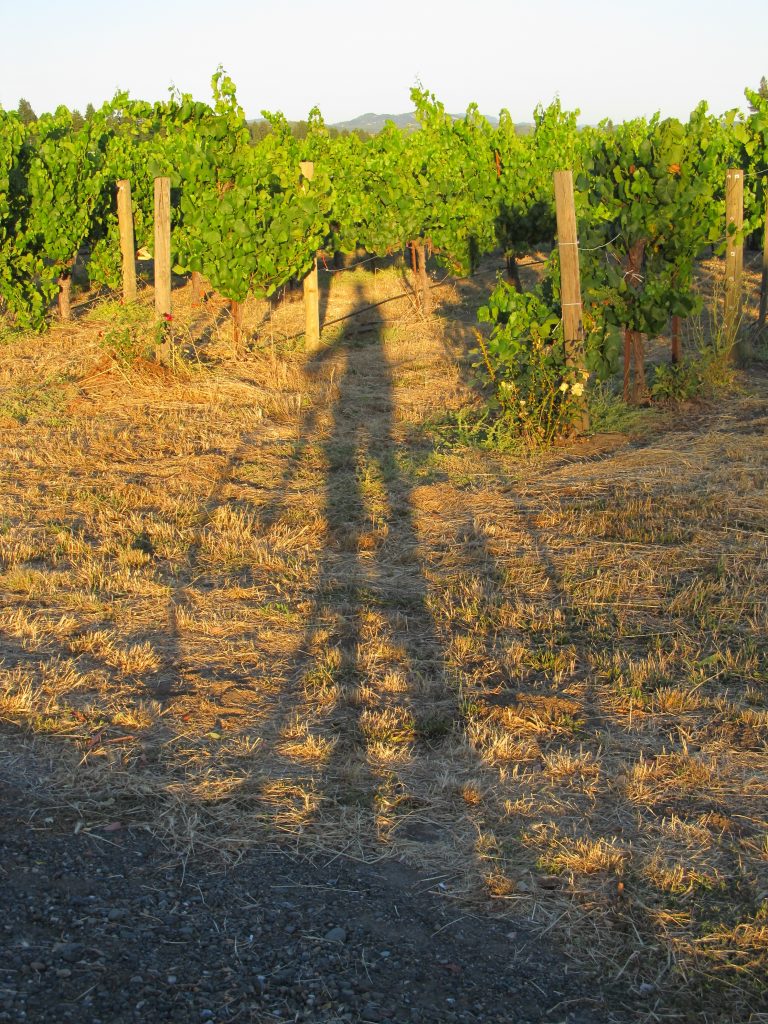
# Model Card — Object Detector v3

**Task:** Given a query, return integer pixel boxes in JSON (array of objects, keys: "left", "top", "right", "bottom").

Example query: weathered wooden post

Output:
[
  {"left": 117, "top": 179, "right": 137, "bottom": 303},
  {"left": 724, "top": 168, "right": 744, "bottom": 360},
  {"left": 554, "top": 170, "right": 589, "bottom": 429},
  {"left": 153, "top": 177, "right": 172, "bottom": 364},
  {"left": 300, "top": 161, "right": 320, "bottom": 353}
]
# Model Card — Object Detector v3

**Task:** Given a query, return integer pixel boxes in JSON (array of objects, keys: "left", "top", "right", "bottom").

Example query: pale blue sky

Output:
[{"left": 1, "top": 0, "right": 766, "bottom": 123}]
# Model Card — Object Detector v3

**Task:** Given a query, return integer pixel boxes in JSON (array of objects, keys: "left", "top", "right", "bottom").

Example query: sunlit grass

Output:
[{"left": 0, "top": 258, "right": 766, "bottom": 1019}]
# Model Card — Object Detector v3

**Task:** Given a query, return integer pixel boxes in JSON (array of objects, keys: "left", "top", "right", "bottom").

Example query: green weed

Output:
[
  {"left": 587, "top": 381, "right": 656, "bottom": 434},
  {"left": 0, "top": 376, "right": 71, "bottom": 425}
]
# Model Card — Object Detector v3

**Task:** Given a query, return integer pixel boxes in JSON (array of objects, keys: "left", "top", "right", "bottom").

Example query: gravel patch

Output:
[{"left": 0, "top": 779, "right": 610, "bottom": 1024}]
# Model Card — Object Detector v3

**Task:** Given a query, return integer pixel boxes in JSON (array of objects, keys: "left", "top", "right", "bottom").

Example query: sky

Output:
[{"left": 1, "top": 0, "right": 766, "bottom": 125}]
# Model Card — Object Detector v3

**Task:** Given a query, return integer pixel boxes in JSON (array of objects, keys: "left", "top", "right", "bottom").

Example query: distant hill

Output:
[
  {"left": 330, "top": 111, "right": 514, "bottom": 134},
  {"left": 247, "top": 112, "right": 535, "bottom": 140}
]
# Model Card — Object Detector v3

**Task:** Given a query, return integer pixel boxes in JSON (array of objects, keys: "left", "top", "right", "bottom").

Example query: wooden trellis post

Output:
[
  {"left": 300, "top": 161, "right": 320, "bottom": 352},
  {"left": 153, "top": 177, "right": 172, "bottom": 364},
  {"left": 553, "top": 170, "right": 589, "bottom": 429},
  {"left": 117, "top": 179, "right": 137, "bottom": 303},
  {"left": 724, "top": 168, "right": 744, "bottom": 360}
]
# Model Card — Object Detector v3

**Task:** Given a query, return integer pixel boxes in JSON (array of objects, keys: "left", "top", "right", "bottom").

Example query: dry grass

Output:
[{"left": 1, "top": 255, "right": 767, "bottom": 1021}]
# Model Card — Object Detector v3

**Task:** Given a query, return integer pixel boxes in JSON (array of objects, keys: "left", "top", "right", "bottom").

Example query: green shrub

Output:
[{"left": 474, "top": 279, "right": 602, "bottom": 444}]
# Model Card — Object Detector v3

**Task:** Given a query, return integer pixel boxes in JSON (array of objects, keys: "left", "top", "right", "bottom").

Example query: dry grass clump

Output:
[{"left": 1, "top": 257, "right": 767, "bottom": 1020}]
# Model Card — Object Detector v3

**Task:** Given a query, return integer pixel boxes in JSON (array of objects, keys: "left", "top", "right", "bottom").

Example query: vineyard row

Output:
[{"left": 1, "top": 72, "right": 767, "bottom": 414}]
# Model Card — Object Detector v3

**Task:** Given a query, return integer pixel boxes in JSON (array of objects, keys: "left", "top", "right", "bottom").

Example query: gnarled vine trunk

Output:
[{"left": 410, "top": 240, "right": 432, "bottom": 315}]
